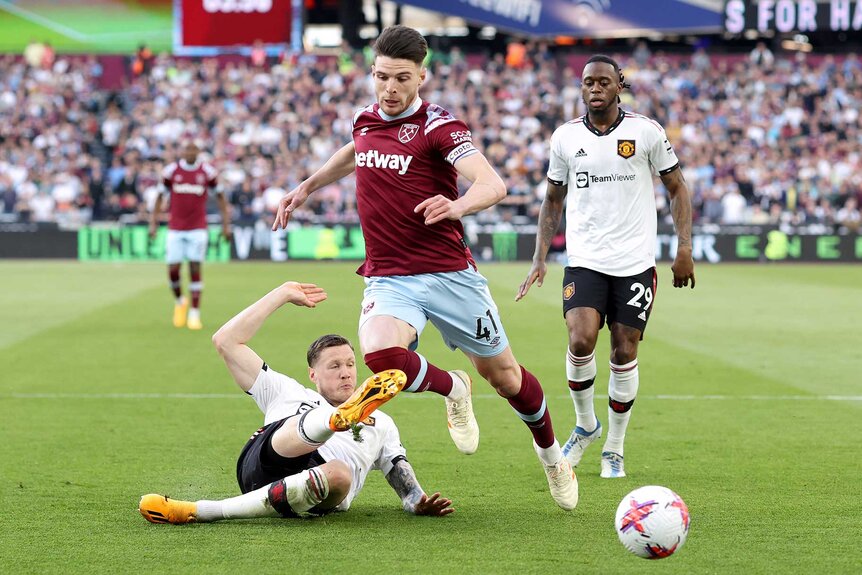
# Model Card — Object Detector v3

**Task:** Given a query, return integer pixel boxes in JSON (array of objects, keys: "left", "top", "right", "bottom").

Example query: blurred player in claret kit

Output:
[
  {"left": 150, "top": 139, "right": 231, "bottom": 330},
  {"left": 272, "top": 25, "right": 578, "bottom": 510}
]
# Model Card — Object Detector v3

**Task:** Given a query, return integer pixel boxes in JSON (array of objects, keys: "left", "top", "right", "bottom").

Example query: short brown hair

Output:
[
  {"left": 373, "top": 25, "right": 427, "bottom": 65},
  {"left": 307, "top": 334, "right": 353, "bottom": 367}
]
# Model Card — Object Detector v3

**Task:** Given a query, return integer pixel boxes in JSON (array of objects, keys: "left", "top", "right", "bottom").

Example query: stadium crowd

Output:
[{"left": 1, "top": 43, "right": 860, "bottom": 232}]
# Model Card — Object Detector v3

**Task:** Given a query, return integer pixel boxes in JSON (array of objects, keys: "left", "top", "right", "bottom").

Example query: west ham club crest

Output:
[{"left": 398, "top": 123, "right": 419, "bottom": 143}]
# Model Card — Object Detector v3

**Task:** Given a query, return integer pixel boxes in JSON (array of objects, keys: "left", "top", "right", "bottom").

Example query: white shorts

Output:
[
  {"left": 359, "top": 267, "right": 509, "bottom": 358},
  {"left": 165, "top": 229, "right": 208, "bottom": 264}
]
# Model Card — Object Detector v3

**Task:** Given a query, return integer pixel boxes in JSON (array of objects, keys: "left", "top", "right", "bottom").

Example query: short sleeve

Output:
[
  {"left": 647, "top": 124, "right": 680, "bottom": 176},
  {"left": 246, "top": 364, "right": 306, "bottom": 415},
  {"left": 373, "top": 420, "right": 408, "bottom": 476},
  {"left": 426, "top": 117, "right": 479, "bottom": 166},
  {"left": 203, "top": 163, "right": 219, "bottom": 190},
  {"left": 160, "top": 164, "right": 174, "bottom": 195},
  {"left": 546, "top": 128, "right": 568, "bottom": 185}
]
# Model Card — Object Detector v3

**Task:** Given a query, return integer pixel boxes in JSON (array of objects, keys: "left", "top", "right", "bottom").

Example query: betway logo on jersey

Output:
[
  {"left": 575, "top": 171, "right": 637, "bottom": 189},
  {"left": 355, "top": 149, "right": 413, "bottom": 175},
  {"left": 172, "top": 183, "right": 206, "bottom": 195}
]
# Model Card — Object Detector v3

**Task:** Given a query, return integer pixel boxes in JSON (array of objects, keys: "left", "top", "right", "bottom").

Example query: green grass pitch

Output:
[
  {"left": 0, "top": 1, "right": 172, "bottom": 54},
  {"left": 1, "top": 261, "right": 860, "bottom": 574}
]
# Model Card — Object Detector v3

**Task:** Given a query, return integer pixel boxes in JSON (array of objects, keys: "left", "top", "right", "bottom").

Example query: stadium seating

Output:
[{"left": 1, "top": 47, "right": 859, "bottom": 231}]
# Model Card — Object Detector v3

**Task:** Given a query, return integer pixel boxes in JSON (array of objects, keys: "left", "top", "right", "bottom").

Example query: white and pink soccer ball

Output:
[{"left": 615, "top": 486, "right": 690, "bottom": 559}]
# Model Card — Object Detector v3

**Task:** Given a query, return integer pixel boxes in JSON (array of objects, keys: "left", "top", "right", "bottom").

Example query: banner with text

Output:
[
  {"left": 176, "top": 0, "right": 300, "bottom": 55},
  {"left": 724, "top": 0, "right": 862, "bottom": 34},
  {"left": 1, "top": 225, "right": 860, "bottom": 263}
]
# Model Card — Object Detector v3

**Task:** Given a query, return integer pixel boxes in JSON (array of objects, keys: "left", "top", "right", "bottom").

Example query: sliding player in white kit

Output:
[
  {"left": 517, "top": 55, "right": 695, "bottom": 478},
  {"left": 139, "top": 281, "right": 453, "bottom": 524}
]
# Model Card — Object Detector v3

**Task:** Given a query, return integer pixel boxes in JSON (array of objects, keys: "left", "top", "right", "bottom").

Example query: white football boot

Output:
[
  {"left": 600, "top": 451, "right": 626, "bottom": 478},
  {"left": 542, "top": 455, "right": 579, "bottom": 511},
  {"left": 562, "top": 418, "right": 603, "bottom": 467}
]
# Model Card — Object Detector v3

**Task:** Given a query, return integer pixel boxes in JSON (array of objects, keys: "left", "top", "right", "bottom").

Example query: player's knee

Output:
[
  {"left": 364, "top": 347, "right": 408, "bottom": 373},
  {"left": 568, "top": 333, "right": 596, "bottom": 357},
  {"left": 322, "top": 461, "right": 352, "bottom": 497},
  {"left": 610, "top": 345, "right": 637, "bottom": 365},
  {"left": 479, "top": 363, "right": 521, "bottom": 397}
]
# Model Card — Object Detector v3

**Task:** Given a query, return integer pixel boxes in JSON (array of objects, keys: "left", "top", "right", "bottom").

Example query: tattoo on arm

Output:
[
  {"left": 385, "top": 459, "right": 424, "bottom": 513},
  {"left": 663, "top": 169, "right": 692, "bottom": 249},
  {"left": 535, "top": 182, "right": 567, "bottom": 259}
]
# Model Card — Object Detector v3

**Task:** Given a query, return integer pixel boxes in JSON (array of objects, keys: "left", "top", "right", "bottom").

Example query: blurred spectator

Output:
[
  {"left": 41, "top": 42, "right": 55, "bottom": 70},
  {"left": 0, "top": 46, "right": 860, "bottom": 233},
  {"left": 691, "top": 48, "right": 710, "bottom": 72},
  {"left": 250, "top": 40, "right": 267, "bottom": 68},
  {"left": 23, "top": 39, "right": 45, "bottom": 68},
  {"left": 721, "top": 183, "right": 747, "bottom": 224},
  {"left": 750, "top": 41, "right": 774, "bottom": 69},
  {"left": 835, "top": 198, "right": 860, "bottom": 231},
  {"left": 633, "top": 41, "right": 651, "bottom": 67},
  {"left": 132, "top": 43, "right": 155, "bottom": 76}
]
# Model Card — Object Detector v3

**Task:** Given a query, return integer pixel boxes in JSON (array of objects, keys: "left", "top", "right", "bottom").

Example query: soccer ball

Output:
[{"left": 614, "top": 485, "right": 690, "bottom": 559}]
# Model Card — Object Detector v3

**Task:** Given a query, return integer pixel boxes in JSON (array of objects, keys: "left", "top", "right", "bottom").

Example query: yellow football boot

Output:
[
  {"left": 139, "top": 494, "right": 197, "bottom": 524},
  {"left": 172, "top": 297, "right": 189, "bottom": 328},
  {"left": 329, "top": 370, "right": 406, "bottom": 431},
  {"left": 187, "top": 308, "right": 203, "bottom": 331}
]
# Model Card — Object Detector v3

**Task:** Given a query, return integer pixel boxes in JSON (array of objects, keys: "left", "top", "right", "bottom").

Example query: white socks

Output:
[
  {"left": 534, "top": 440, "right": 563, "bottom": 466},
  {"left": 566, "top": 349, "right": 598, "bottom": 433},
  {"left": 297, "top": 406, "right": 337, "bottom": 445},
  {"left": 196, "top": 483, "right": 276, "bottom": 521},
  {"left": 195, "top": 468, "right": 330, "bottom": 521},
  {"left": 604, "top": 359, "right": 639, "bottom": 455},
  {"left": 447, "top": 372, "right": 469, "bottom": 400}
]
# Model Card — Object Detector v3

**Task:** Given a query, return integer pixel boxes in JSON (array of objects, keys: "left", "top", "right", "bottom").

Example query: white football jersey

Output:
[
  {"left": 247, "top": 364, "right": 407, "bottom": 511},
  {"left": 547, "top": 110, "right": 679, "bottom": 276}
]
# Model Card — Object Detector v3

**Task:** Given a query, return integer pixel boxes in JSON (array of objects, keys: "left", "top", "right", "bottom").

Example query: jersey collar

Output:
[
  {"left": 179, "top": 159, "right": 202, "bottom": 170},
  {"left": 377, "top": 97, "right": 423, "bottom": 122},
  {"left": 583, "top": 108, "right": 626, "bottom": 137}
]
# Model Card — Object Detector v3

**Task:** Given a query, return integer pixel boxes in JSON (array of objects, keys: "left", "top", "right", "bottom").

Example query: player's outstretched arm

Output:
[
  {"left": 272, "top": 142, "right": 357, "bottom": 230},
  {"left": 216, "top": 192, "right": 232, "bottom": 241},
  {"left": 661, "top": 167, "right": 696, "bottom": 289},
  {"left": 517, "top": 181, "right": 568, "bottom": 301},
  {"left": 212, "top": 282, "right": 328, "bottom": 392},
  {"left": 385, "top": 459, "right": 454, "bottom": 517},
  {"left": 414, "top": 152, "right": 505, "bottom": 225}
]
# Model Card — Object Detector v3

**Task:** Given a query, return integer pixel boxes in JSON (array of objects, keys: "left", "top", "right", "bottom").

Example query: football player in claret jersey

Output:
[
  {"left": 518, "top": 55, "right": 696, "bottom": 479},
  {"left": 272, "top": 25, "right": 579, "bottom": 510},
  {"left": 139, "top": 281, "right": 453, "bottom": 524},
  {"left": 149, "top": 139, "right": 231, "bottom": 331}
]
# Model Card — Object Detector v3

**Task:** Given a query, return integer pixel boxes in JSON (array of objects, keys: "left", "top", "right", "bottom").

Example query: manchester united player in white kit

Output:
[
  {"left": 272, "top": 26, "right": 579, "bottom": 510},
  {"left": 518, "top": 55, "right": 696, "bottom": 479},
  {"left": 149, "top": 140, "right": 231, "bottom": 330},
  {"left": 139, "top": 281, "right": 453, "bottom": 524}
]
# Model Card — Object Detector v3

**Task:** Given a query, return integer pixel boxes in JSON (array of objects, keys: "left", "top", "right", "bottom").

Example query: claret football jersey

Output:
[
  {"left": 352, "top": 97, "right": 479, "bottom": 276},
  {"left": 161, "top": 159, "right": 219, "bottom": 231}
]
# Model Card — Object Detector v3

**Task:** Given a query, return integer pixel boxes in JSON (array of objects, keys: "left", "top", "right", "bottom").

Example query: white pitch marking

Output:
[{"left": 0, "top": 0, "right": 88, "bottom": 41}]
